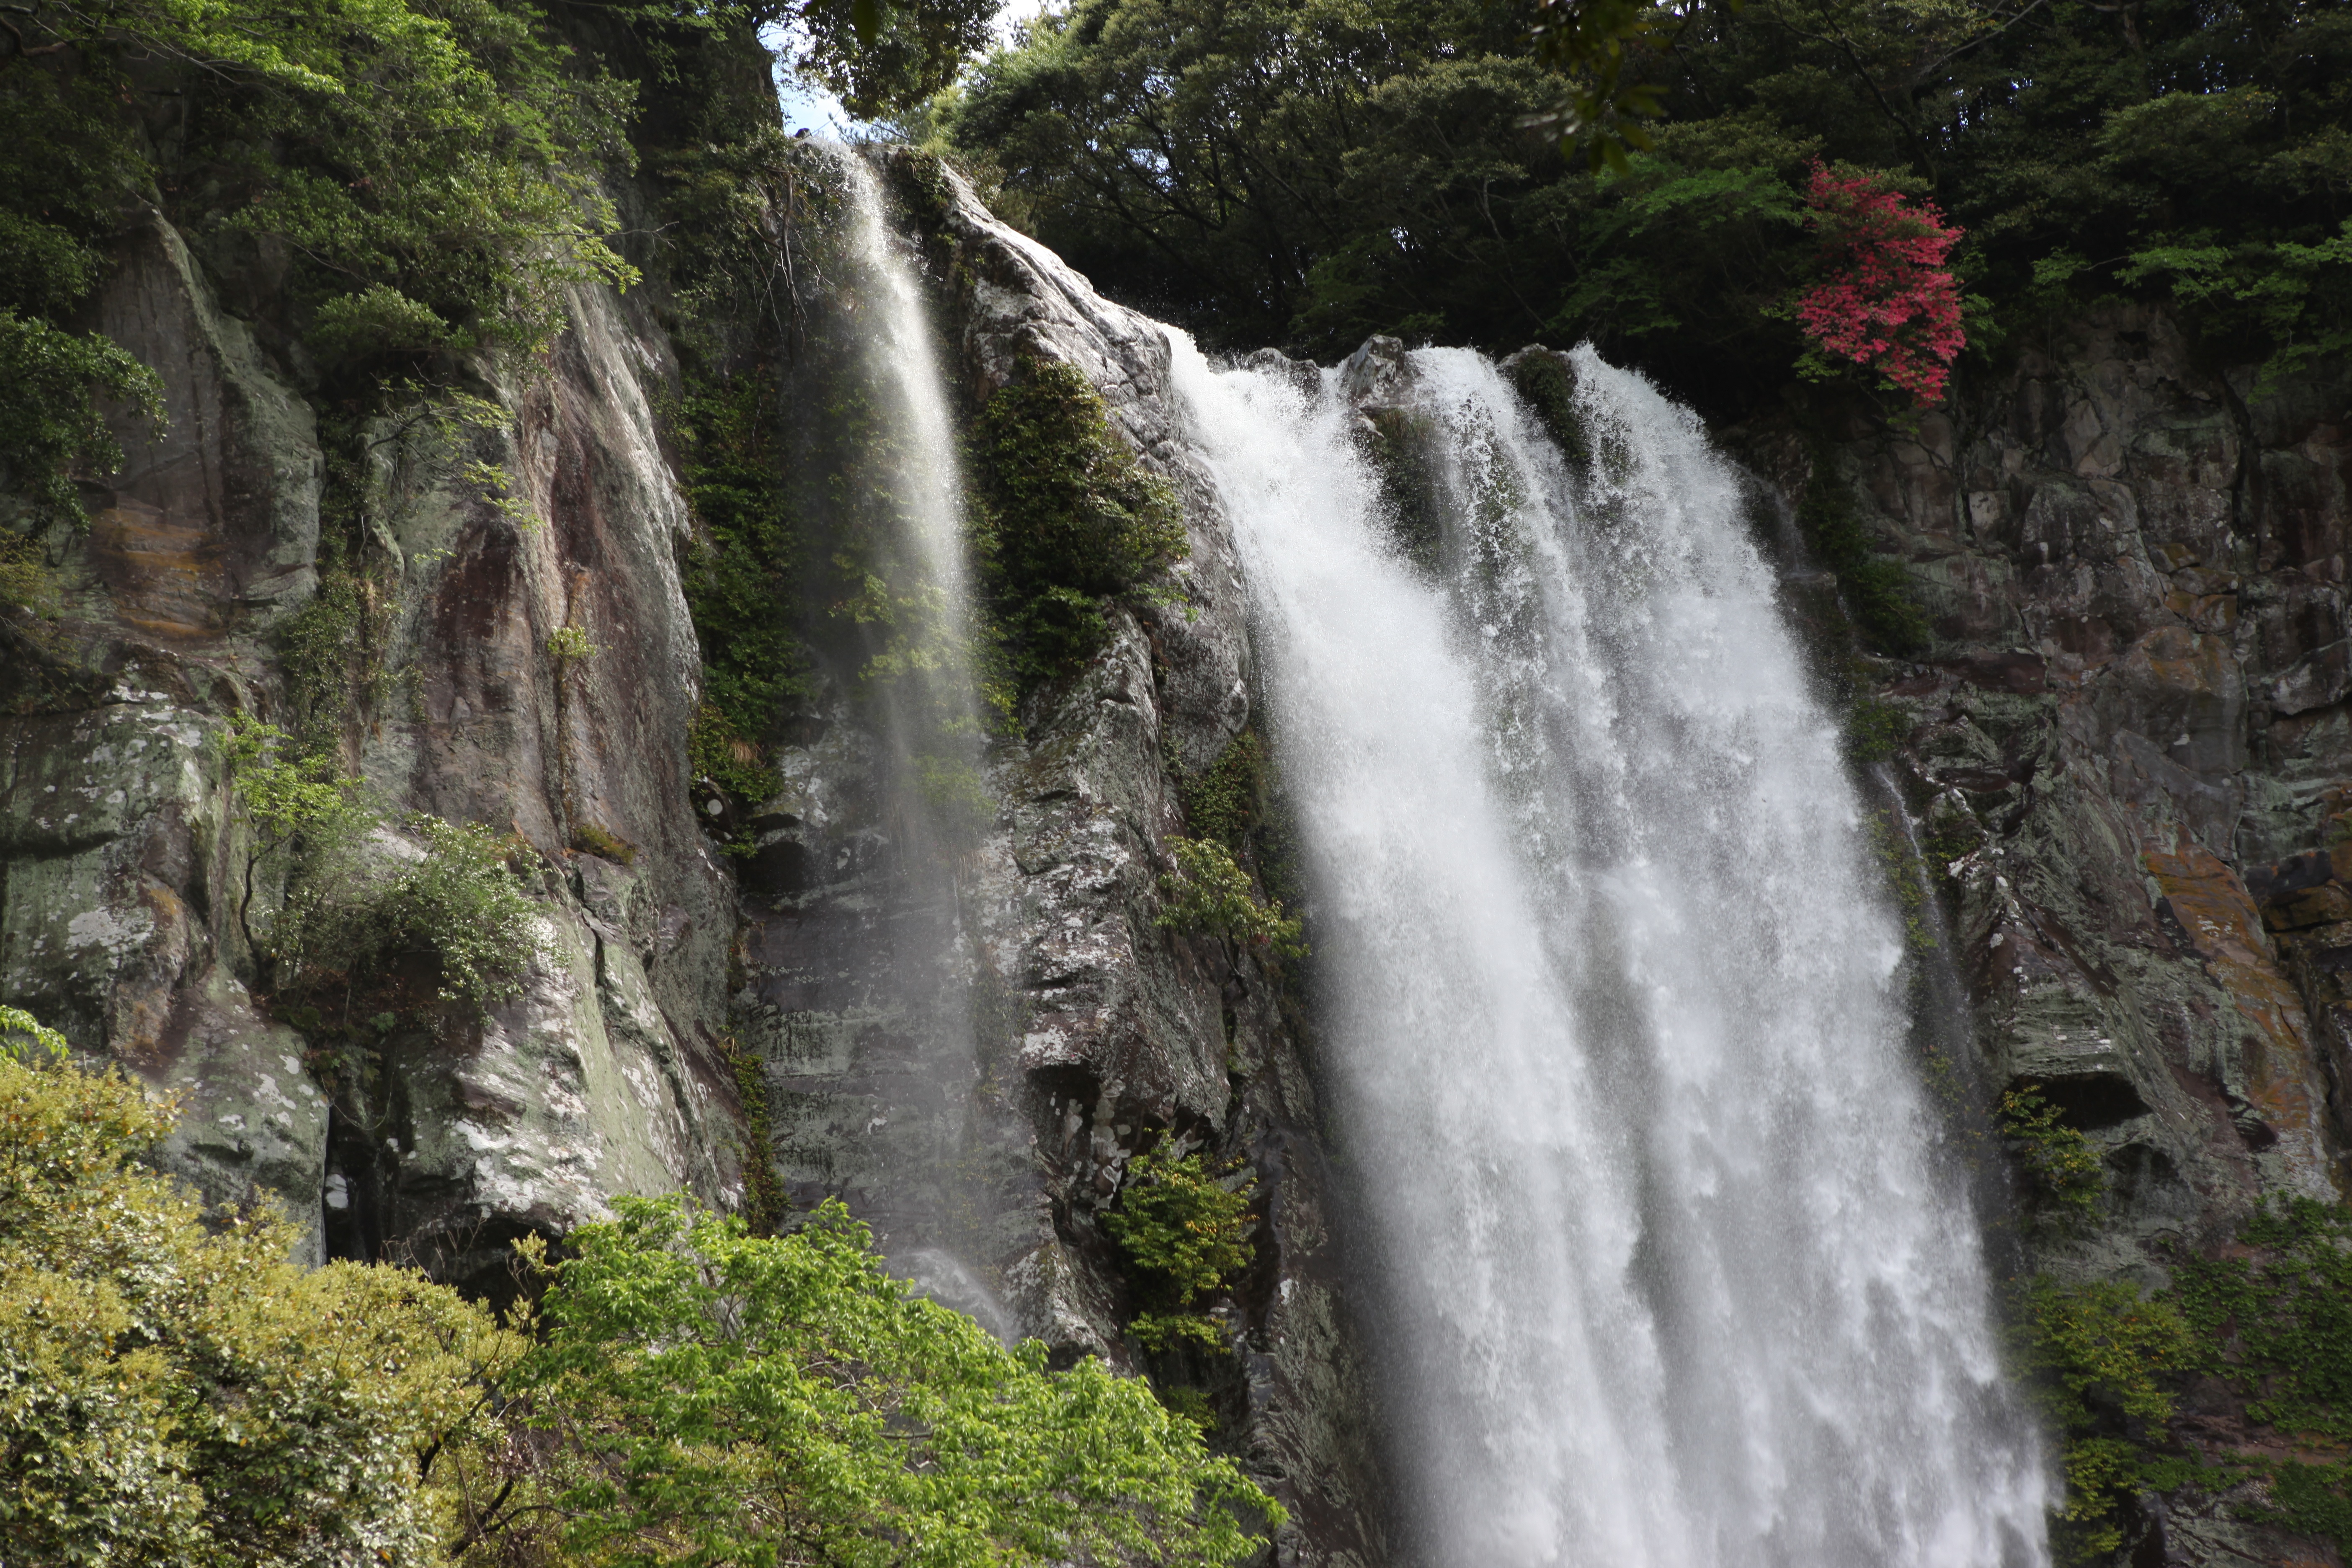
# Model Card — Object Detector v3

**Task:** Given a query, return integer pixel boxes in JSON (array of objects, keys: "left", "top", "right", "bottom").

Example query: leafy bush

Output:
[
  {"left": 1844, "top": 696, "right": 1910, "bottom": 765},
  {"left": 0, "top": 310, "right": 162, "bottom": 528},
  {"left": 461, "top": 1193, "right": 1281, "bottom": 1565},
  {"left": 970, "top": 357, "right": 1187, "bottom": 696},
  {"left": 0, "top": 1038, "right": 521, "bottom": 1566},
  {"left": 0, "top": 1024, "right": 1282, "bottom": 1568},
  {"left": 1157, "top": 837, "right": 1308, "bottom": 960},
  {"left": 1179, "top": 731, "right": 1265, "bottom": 851},
  {"left": 677, "top": 375, "right": 811, "bottom": 803},
  {"left": 1105, "top": 1148, "right": 1259, "bottom": 1353},
  {"left": 1793, "top": 162, "right": 1965, "bottom": 407},
  {"left": 279, "top": 816, "right": 546, "bottom": 1016},
  {"left": 1796, "top": 452, "right": 1929, "bottom": 656},
  {"left": 2015, "top": 1275, "right": 2194, "bottom": 1563},
  {"left": 1999, "top": 1087, "right": 2104, "bottom": 1225},
  {"left": 2173, "top": 1200, "right": 2352, "bottom": 1447},
  {"left": 225, "top": 720, "right": 545, "bottom": 1021}
]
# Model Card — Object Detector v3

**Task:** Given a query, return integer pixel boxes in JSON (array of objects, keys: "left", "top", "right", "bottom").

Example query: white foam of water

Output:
[{"left": 1168, "top": 333, "right": 2049, "bottom": 1568}]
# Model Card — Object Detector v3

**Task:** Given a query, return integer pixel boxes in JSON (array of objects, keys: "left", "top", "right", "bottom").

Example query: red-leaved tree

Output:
[{"left": 1793, "top": 163, "right": 1966, "bottom": 408}]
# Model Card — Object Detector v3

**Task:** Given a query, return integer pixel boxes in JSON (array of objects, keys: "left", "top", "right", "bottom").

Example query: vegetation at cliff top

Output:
[
  {"left": 0, "top": 1022, "right": 1283, "bottom": 1566},
  {"left": 939, "top": 0, "right": 2352, "bottom": 418}
]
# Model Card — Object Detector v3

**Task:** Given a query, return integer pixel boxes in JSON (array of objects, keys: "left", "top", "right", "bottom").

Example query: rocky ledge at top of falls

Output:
[
  {"left": 0, "top": 154, "right": 1391, "bottom": 1565},
  {"left": 1744, "top": 308, "right": 2352, "bottom": 1568}
]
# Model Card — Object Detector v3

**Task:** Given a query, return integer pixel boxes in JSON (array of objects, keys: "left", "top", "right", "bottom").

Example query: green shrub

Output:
[
  {"left": 677, "top": 376, "right": 811, "bottom": 802},
  {"left": 970, "top": 357, "right": 1187, "bottom": 696},
  {"left": 2015, "top": 1275, "right": 2194, "bottom": 1563},
  {"left": 1999, "top": 1087, "right": 2104, "bottom": 1225},
  {"left": 475, "top": 1193, "right": 1281, "bottom": 1566},
  {"left": 1, "top": 1017, "right": 1280, "bottom": 1568},
  {"left": 0, "top": 1036, "right": 521, "bottom": 1567},
  {"left": 1846, "top": 696, "right": 1911, "bottom": 765},
  {"left": 0, "top": 311, "right": 162, "bottom": 529},
  {"left": 1796, "top": 453, "right": 1929, "bottom": 657},
  {"left": 225, "top": 722, "right": 546, "bottom": 1022},
  {"left": 1105, "top": 1148, "right": 1259, "bottom": 1353},
  {"left": 0, "top": 527, "right": 57, "bottom": 618},
  {"left": 1157, "top": 837, "right": 1308, "bottom": 960},
  {"left": 305, "top": 283, "right": 456, "bottom": 363},
  {"left": 545, "top": 624, "right": 600, "bottom": 663},
  {"left": 1179, "top": 731, "right": 1264, "bottom": 851},
  {"left": 2173, "top": 1199, "right": 2352, "bottom": 1446}
]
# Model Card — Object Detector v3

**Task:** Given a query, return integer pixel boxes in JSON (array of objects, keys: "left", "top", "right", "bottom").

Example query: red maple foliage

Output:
[{"left": 1793, "top": 163, "right": 1966, "bottom": 408}]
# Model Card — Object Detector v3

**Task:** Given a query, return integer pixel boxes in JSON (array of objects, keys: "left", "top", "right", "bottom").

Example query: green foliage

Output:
[
  {"left": 689, "top": 700, "right": 781, "bottom": 809},
  {"left": 951, "top": 0, "right": 2352, "bottom": 414},
  {"left": 2016, "top": 1274, "right": 2194, "bottom": 1561},
  {"left": 722, "top": 1035, "right": 787, "bottom": 1238},
  {"left": 1180, "top": 731, "right": 1265, "bottom": 851},
  {"left": 1797, "top": 455, "right": 1929, "bottom": 655},
  {"left": 2, "top": 1024, "right": 1279, "bottom": 1568},
  {"left": 677, "top": 375, "right": 812, "bottom": 794},
  {"left": 1863, "top": 810, "right": 1935, "bottom": 954},
  {"left": 1999, "top": 1087, "right": 2104, "bottom": 1224},
  {"left": 1106, "top": 1148, "right": 1259, "bottom": 1354},
  {"left": 794, "top": 0, "right": 1001, "bottom": 119},
  {"left": 1157, "top": 837, "right": 1309, "bottom": 960},
  {"left": 474, "top": 1193, "right": 1280, "bottom": 1566},
  {"left": 0, "top": 1003, "right": 67, "bottom": 1064},
  {"left": 0, "top": 311, "right": 163, "bottom": 528},
  {"left": 2014, "top": 1200, "right": 2352, "bottom": 1560},
  {"left": 0, "top": 1038, "right": 522, "bottom": 1567},
  {"left": 1845, "top": 695, "right": 1910, "bottom": 764},
  {"left": 2172, "top": 1199, "right": 2352, "bottom": 1446},
  {"left": 0, "top": 527, "right": 57, "bottom": 619},
  {"left": 224, "top": 722, "right": 545, "bottom": 1022},
  {"left": 969, "top": 357, "right": 1187, "bottom": 696},
  {"left": 274, "top": 569, "right": 391, "bottom": 753},
  {"left": 545, "top": 624, "right": 600, "bottom": 663},
  {"left": 277, "top": 815, "right": 545, "bottom": 1016}
]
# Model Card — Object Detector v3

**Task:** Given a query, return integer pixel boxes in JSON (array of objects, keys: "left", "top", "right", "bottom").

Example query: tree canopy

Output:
[
  {"left": 0, "top": 1019, "right": 1282, "bottom": 1566},
  {"left": 939, "top": 0, "right": 2352, "bottom": 414}
]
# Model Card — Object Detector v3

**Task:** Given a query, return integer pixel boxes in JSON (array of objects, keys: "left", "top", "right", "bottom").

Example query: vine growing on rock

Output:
[
  {"left": 968, "top": 357, "right": 1188, "bottom": 704},
  {"left": 2019, "top": 1198, "right": 2352, "bottom": 1563}
]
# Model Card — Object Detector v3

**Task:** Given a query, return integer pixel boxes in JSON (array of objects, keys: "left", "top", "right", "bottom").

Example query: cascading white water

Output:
[
  {"left": 832, "top": 146, "right": 983, "bottom": 716},
  {"left": 1168, "top": 335, "right": 2050, "bottom": 1568}
]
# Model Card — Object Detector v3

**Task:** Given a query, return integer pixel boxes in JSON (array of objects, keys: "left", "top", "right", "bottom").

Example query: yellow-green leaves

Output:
[
  {"left": 476, "top": 1194, "right": 1282, "bottom": 1566},
  {"left": 0, "top": 1039, "right": 521, "bottom": 1566},
  {"left": 1157, "top": 836, "right": 1308, "bottom": 959},
  {"left": 1105, "top": 1148, "right": 1259, "bottom": 1354}
]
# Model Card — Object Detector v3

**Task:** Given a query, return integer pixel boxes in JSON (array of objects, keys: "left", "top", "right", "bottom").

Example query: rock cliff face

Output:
[
  {"left": 1763, "top": 307, "right": 2352, "bottom": 1566},
  {"left": 730, "top": 152, "right": 1388, "bottom": 1565},
  {"left": 3, "top": 151, "right": 1387, "bottom": 1562}
]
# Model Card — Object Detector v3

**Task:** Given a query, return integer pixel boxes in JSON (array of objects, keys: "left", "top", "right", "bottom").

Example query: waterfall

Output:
[
  {"left": 782, "top": 147, "right": 1010, "bottom": 1337},
  {"left": 1167, "top": 336, "right": 2049, "bottom": 1567},
  {"left": 831, "top": 146, "right": 984, "bottom": 760}
]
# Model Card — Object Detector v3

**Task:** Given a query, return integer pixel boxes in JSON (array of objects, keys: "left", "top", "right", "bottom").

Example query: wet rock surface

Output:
[
  {"left": 0, "top": 154, "right": 1389, "bottom": 1562},
  {"left": 1747, "top": 303, "right": 2352, "bottom": 1565}
]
